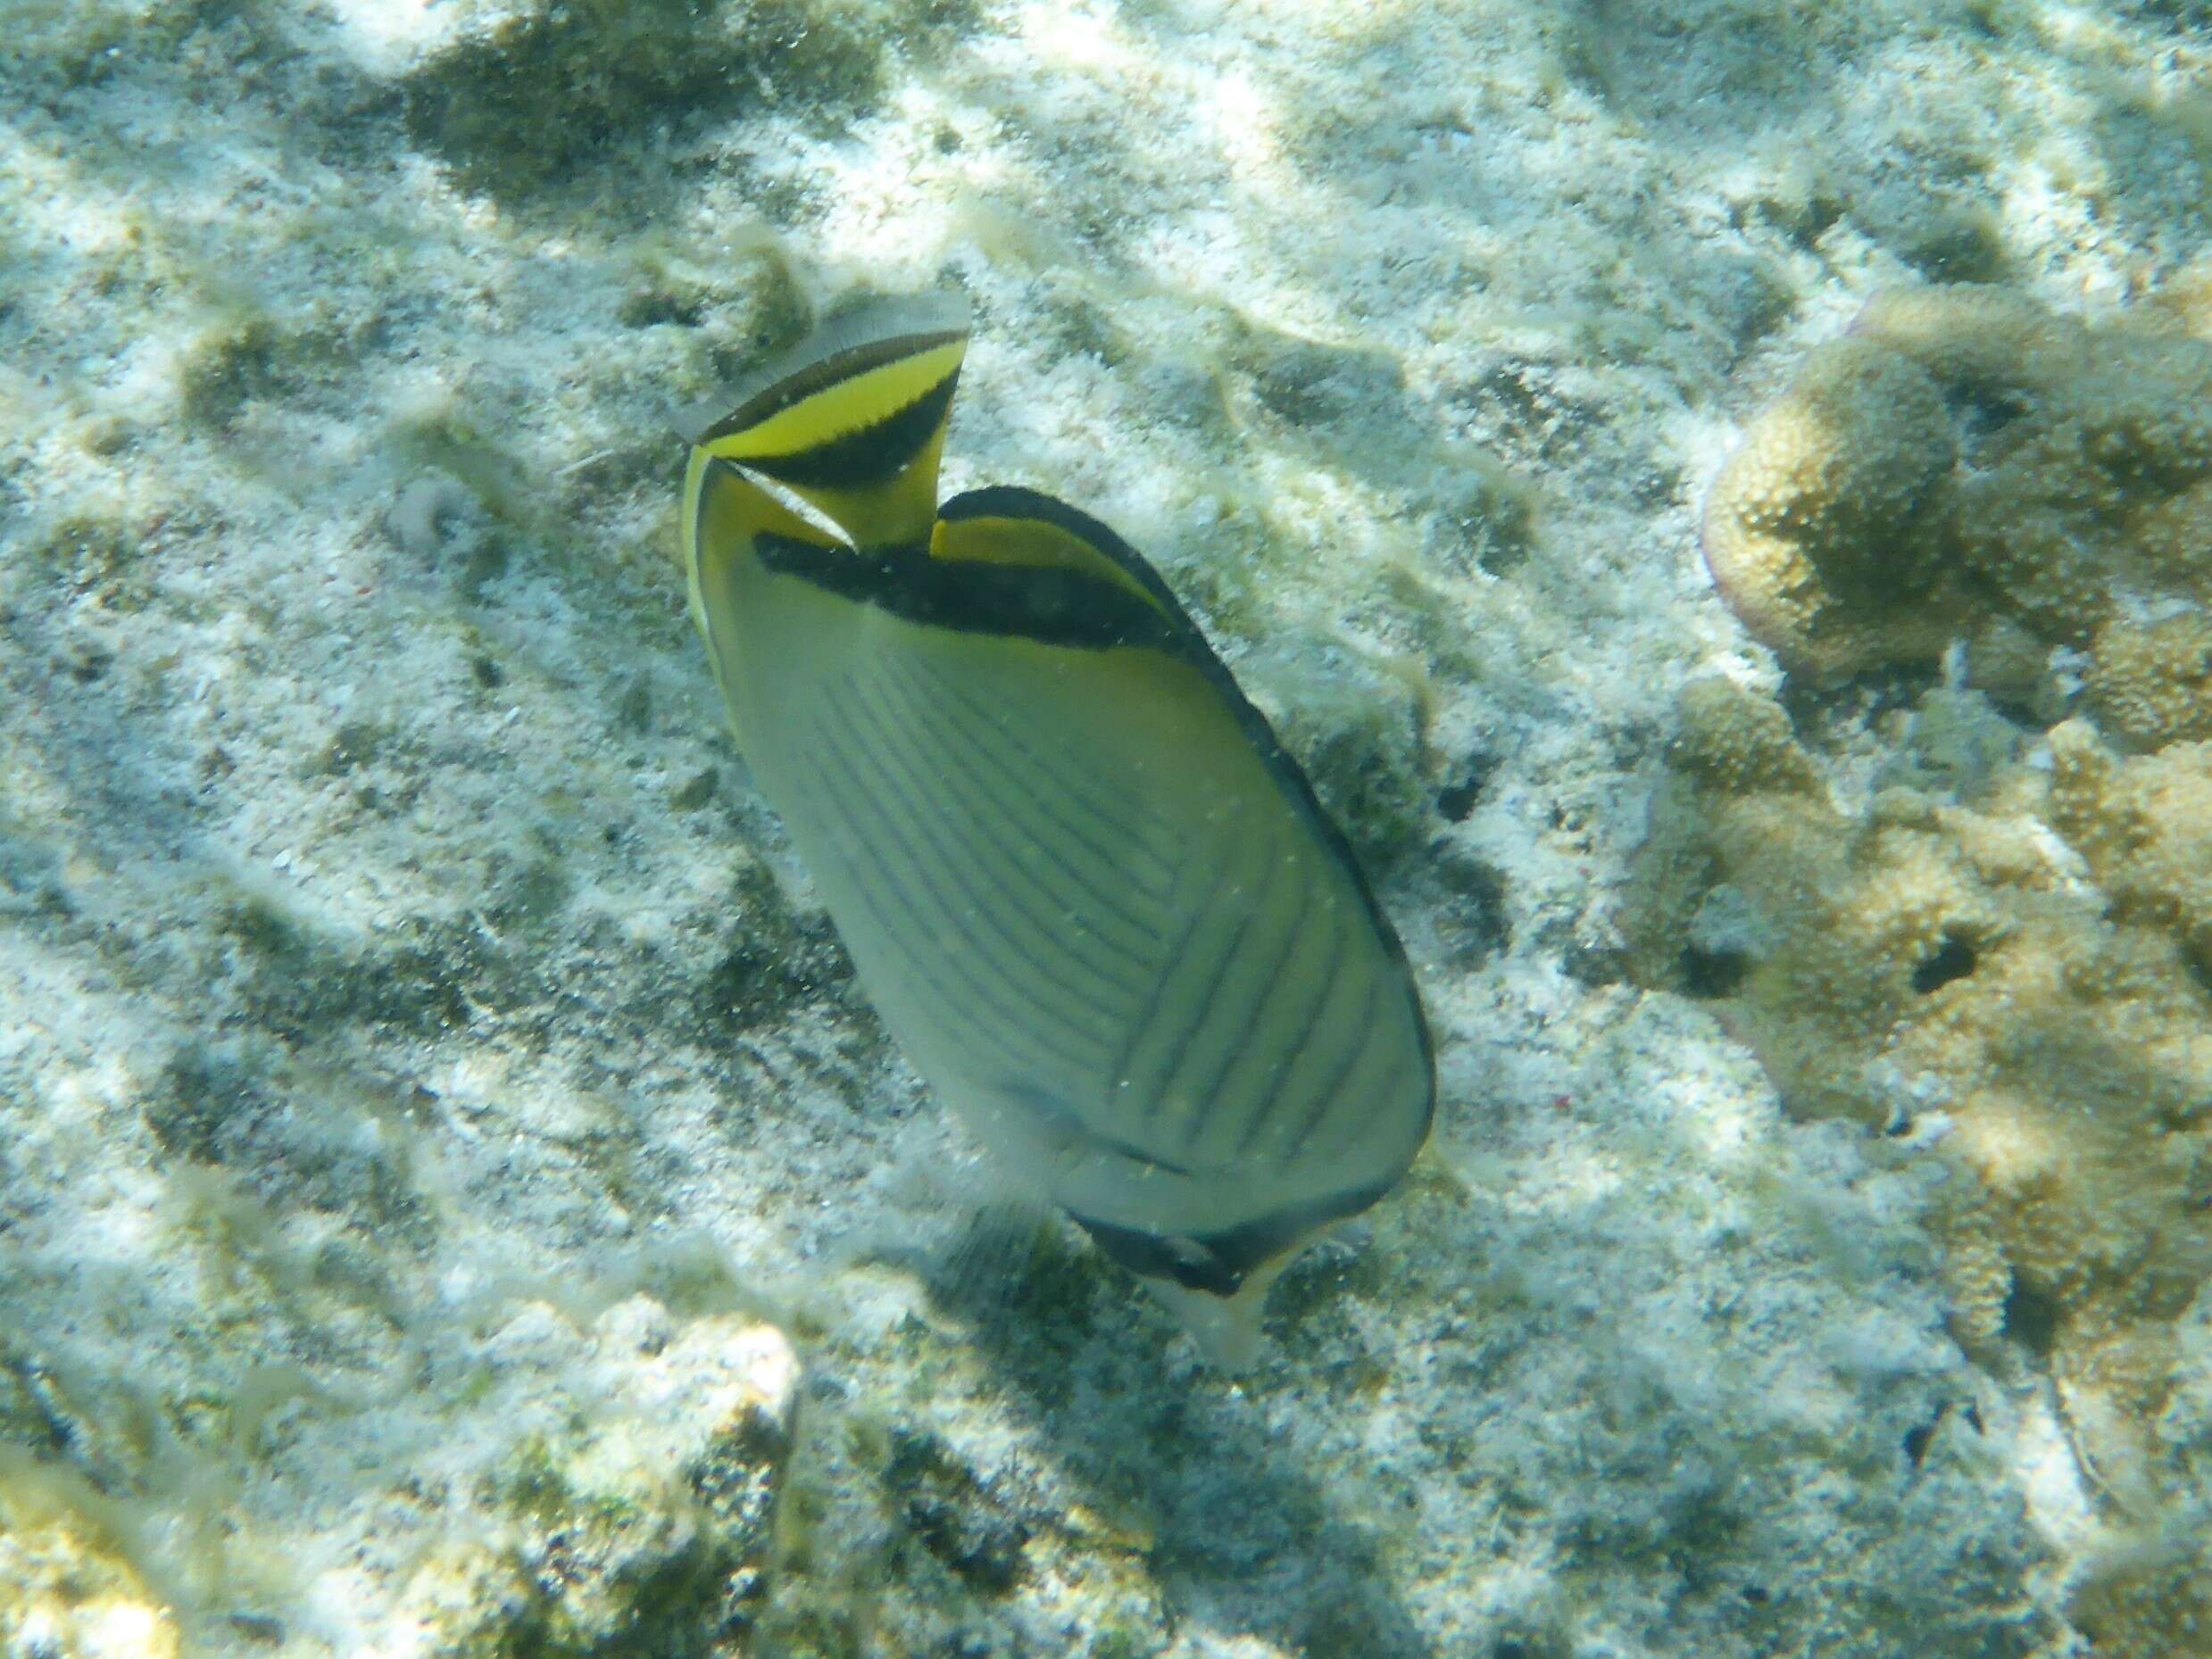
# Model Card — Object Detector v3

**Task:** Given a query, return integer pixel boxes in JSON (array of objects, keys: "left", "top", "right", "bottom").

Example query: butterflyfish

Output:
[{"left": 676, "top": 291, "right": 1434, "bottom": 1365}]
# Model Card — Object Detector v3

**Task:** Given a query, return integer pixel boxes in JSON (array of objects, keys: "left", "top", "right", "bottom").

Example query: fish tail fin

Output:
[
  {"left": 1143, "top": 1258, "right": 1295, "bottom": 1373},
  {"left": 678, "top": 291, "right": 970, "bottom": 551}
]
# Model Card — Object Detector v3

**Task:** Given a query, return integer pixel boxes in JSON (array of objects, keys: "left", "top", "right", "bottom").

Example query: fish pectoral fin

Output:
[{"left": 680, "top": 291, "right": 970, "bottom": 551}]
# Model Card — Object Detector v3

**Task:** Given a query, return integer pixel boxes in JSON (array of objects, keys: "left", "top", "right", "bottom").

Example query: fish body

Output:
[{"left": 678, "top": 294, "right": 1433, "bottom": 1364}]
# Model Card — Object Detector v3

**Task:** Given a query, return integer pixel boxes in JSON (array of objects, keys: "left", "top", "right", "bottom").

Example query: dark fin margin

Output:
[
  {"left": 742, "top": 368, "right": 961, "bottom": 493},
  {"left": 1069, "top": 1168, "right": 1402, "bottom": 1298},
  {"left": 753, "top": 530, "right": 1201, "bottom": 659},
  {"left": 675, "top": 290, "right": 969, "bottom": 448}
]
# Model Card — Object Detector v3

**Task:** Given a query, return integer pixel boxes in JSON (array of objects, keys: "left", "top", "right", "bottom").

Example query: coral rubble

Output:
[{"left": 0, "top": 1467, "right": 179, "bottom": 1659}]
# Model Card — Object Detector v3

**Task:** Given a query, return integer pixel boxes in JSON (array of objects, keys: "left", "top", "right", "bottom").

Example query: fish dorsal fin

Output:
[
  {"left": 679, "top": 291, "right": 970, "bottom": 550},
  {"left": 931, "top": 485, "right": 1179, "bottom": 618}
]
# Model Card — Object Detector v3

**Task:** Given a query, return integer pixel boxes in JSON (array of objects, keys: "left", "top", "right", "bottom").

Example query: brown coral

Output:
[
  {"left": 2048, "top": 720, "right": 2212, "bottom": 991},
  {"left": 1629, "top": 681, "right": 2212, "bottom": 1643},
  {"left": 1689, "top": 306, "right": 2212, "bottom": 1544},
  {"left": 1700, "top": 339, "right": 1958, "bottom": 676},
  {"left": 2069, "top": 1544, "right": 2212, "bottom": 1659},
  {"left": 1703, "top": 285, "right": 2212, "bottom": 706},
  {"left": 1667, "top": 675, "right": 1823, "bottom": 796},
  {"left": 2083, "top": 612, "right": 2212, "bottom": 754}
]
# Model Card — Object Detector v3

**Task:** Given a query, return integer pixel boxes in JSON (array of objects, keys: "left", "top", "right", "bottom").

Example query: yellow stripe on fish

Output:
[{"left": 677, "top": 292, "right": 1434, "bottom": 1366}]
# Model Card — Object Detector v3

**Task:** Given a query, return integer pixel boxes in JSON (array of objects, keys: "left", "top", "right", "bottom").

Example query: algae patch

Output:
[{"left": 399, "top": 0, "right": 974, "bottom": 198}]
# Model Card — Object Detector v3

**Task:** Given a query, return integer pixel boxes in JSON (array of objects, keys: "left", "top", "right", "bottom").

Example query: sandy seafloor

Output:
[{"left": 2, "top": 1, "right": 2208, "bottom": 1655}]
